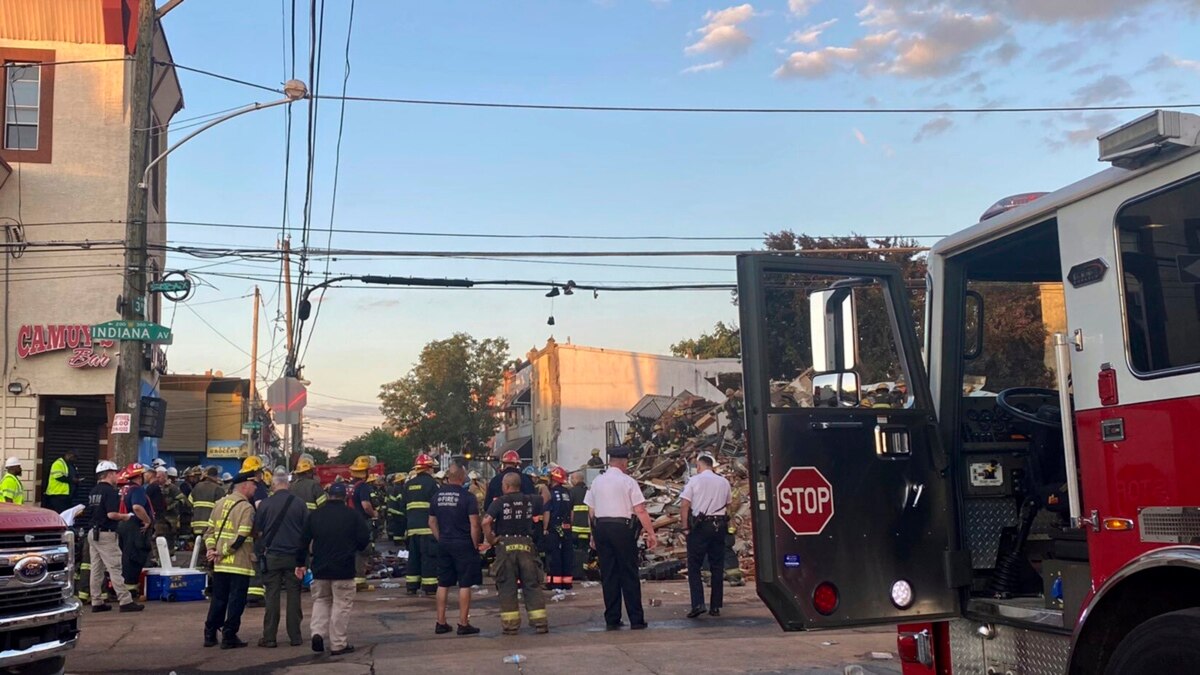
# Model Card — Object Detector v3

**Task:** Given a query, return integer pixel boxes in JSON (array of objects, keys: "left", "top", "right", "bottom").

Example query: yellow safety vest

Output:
[
  {"left": 45, "top": 458, "right": 70, "bottom": 496},
  {"left": 1, "top": 473, "right": 25, "bottom": 505}
]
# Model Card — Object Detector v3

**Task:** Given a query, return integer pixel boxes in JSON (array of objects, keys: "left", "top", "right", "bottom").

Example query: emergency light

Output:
[{"left": 1098, "top": 110, "right": 1200, "bottom": 169}]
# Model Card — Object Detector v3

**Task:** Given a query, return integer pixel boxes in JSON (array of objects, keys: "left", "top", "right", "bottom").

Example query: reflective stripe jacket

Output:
[
  {"left": 291, "top": 476, "right": 326, "bottom": 511},
  {"left": 386, "top": 484, "right": 406, "bottom": 536},
  {"left": 45, "top": 458, "right": 71, "bottom": 496},
  {"left": 403, "top": 472, "right": 437, "bottom": 536},
  {"left": 189, "top": 478, "right": 226, "bottom": 533},
  {"left": 162, "top": 481, "right": 186, "bottom": 527},
  {"left": 545, "top": 484, "right": 573, "bottom": 530},
  {"left": 205, "top": 491, "right": 256, "bottom": 576},
  {"left": 569, "top": 483, "right": 590, "bottom": 537},
  {"left": 0, "top": 473, "right": 24, "bottom": 504}
]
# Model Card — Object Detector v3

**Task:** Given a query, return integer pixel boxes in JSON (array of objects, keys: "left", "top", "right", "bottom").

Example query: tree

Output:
[
  {"left": 335, "top": 428, "right": 415, "bottom": 474},
  {"left": 379, "top": 333, "right": 510, "bottom": 455},
  {"left": 670, "top": 321, "right": 741, "bottom": 359}
]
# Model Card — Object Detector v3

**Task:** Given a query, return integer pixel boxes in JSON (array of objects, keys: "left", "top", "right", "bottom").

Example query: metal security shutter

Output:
[{"left": 42, "top": 422, "right": 99, "bottom": 508}]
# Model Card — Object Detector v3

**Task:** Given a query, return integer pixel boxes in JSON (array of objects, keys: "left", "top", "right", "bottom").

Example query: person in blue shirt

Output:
[
  {"left": 429, "top": 463, "right": 483, "bottom": 636},
  {"left": 119, "top": 464, "right": 154, "bottom": 597}
]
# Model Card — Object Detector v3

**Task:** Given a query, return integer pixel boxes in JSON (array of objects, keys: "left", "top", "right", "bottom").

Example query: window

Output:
[
  {"left": 4, "top": 63, "right": 39, "bottom": 150},
  {"left": 0, "top": 49, "right": 54, "bottom": 163},
  {"left": 1118, "top": 175, "right": 1200, "bottom": 374}
]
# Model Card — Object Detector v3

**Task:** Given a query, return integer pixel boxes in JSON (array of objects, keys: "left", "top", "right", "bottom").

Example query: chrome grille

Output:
[
  {"left": 1138, "top": 506, "right": 1200, "bottom": 544},
  {"left": 0, "top": 531, "right": 62, "bottom": 549},
  {"left": 0, "top": 586, "right": 64, "bottom": 618}
]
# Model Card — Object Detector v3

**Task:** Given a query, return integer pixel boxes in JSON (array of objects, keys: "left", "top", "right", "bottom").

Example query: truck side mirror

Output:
[
  {"left": 810, "top": 288, "right": 858, "bottom": 373},
  {"left": 812, "top": 372, "right": 861, "bottom": 407}
]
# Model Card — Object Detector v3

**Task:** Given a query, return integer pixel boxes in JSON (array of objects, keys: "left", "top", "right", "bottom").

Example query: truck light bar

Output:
[{"left": 1098, "top": 110, "right": 1200, "bottom": 169}]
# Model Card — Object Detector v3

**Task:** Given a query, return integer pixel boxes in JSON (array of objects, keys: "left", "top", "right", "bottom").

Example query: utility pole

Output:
[
  {"left": 250, "top": 286, "right": 260, "bottom": 402},
  {"left": 280, "top": 239, "right": 298, "bottom": 460},
  {"left": 113, "top": 0, "right": 158, "bottom": 466}
]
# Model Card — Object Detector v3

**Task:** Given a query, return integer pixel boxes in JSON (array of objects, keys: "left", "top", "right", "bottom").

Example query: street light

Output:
[{"left": 139, "top": 79, "right": 309, "bottom": 189}]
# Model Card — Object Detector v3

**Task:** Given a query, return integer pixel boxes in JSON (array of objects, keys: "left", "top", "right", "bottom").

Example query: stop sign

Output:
[{"left": 776, "top": 467, "right": 835, "bottom": 536}]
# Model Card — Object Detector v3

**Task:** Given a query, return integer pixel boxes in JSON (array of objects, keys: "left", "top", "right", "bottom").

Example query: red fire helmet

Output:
[
  {"left": 501, "top": 450, "right": 521, "bottom": 465},
  {"left": 549, "top": 466, "right": 568, "bottom": 485},
  {"left": 413, "top": 453, "right": 436, "bottom": 470}
]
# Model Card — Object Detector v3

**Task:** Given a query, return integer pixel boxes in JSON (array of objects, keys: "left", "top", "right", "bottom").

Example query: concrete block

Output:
[
  {"left": 5, "top": 428, "right": 32, "bottom": 439},
  {"left": 10, "top": 438, "right": 35, "bottom": 450},
  {"left": 12, "top": 418, "right": 36, "bottom": 429}
]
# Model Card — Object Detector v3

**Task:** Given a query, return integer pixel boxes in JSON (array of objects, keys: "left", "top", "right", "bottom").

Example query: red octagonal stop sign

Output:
[{"left": 776, "top": 467, "right": 835, "bottom": 536}]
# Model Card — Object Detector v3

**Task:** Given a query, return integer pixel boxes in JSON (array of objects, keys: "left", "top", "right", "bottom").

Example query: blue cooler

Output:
[{"left": 144, "top": 568, "right": 207, "bottom": 602}]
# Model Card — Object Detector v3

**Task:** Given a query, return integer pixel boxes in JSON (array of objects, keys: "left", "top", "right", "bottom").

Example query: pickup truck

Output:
[{"left": 0, "top": 505, "right": 80, "bottom": 675}]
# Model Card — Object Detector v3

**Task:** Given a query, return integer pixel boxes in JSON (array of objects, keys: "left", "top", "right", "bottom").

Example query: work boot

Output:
[
  {"left": 257, "top": 638, "right": 277, "bottom": 648},
  {"left": 435, "top": 622, "right": 452, "bottom": 634},
  {"left": 311, "top": 634, "right": 325, "bottom": 653},
  {"left": 203, "top": 631, "right": 218, "bottom": 648},
  {"left": 90, "top": 604, "right": 111, "bottom": 613},
  {"left": 119, "top": 602, "right": 144, "bottom": 613},
  {"left": 331, "top": 644, "right": 355, "bottom": 656},
  {"left": 221, "top": 634, "right": 248, "bottom": 649},
  {"left": 709, "top": 608, "right": 721, "bottom": 617},
  {"left": 687, "top": 605, "right": 708, "bottom": 619},
  {"left": 457, "top": 624, "right": 480, "bottom": 636}
]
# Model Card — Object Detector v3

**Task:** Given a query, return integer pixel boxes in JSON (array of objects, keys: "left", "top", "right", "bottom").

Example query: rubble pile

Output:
[{"left": 621, "top": 391, "right": 756, "bottom": 580}]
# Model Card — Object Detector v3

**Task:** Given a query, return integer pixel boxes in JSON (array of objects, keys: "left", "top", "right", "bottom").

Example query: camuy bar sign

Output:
[{"left": 16, "top": 324, "right": 115, "bottom": 369}]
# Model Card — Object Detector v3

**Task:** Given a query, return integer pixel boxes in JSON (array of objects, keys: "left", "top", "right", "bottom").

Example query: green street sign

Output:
[
  {"left": 242, "top": 421, "right": 263, "bottom": 432},
  {"left": 149, "top": 279, "right": 191, "bottom": 294},
  {"left": 91, "top": 320, "right": 173, "bottom": 344},
  {"left": 132, "top": 296, "right": 146, "bottom": 318}
]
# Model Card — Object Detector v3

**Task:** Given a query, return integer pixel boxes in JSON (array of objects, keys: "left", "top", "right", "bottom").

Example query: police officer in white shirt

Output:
[
  {"left": 679, "top": 454, "right": 731, "bottom": 618},
  {"left": 584, "top": 445, "right": 657, "bottom": 630}
]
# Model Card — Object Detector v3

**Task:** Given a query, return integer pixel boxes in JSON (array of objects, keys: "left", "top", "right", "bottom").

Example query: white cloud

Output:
[
  {"left": 788, "top": 18, "right": 838, "bottom": 45},
  {"left": 852, "top": 128, "right": 868, "bottom": 145},
  {"left": 774, "top": 46, "right": 859, "bottom": 78},
  {"left": 682, "top": 60, "right": 726, "bottom": 74},
  {"left": 1071, "top": 74, "right": 1134, "bottom": 106},
  {"left": 888, "top": 11, "right": 1008, "bottom": 77},
  {"left": 685, "top": 4, "right": 757, "bottom": 58},
  {"left": 914, "top": 116, "right": 954, "bottom": 141},
  {"left": 1145, "top": 53, "right": 1200, "bottom": 73},
  {"left": 788, "top": 0, "right": 820, "bottom": 17}
]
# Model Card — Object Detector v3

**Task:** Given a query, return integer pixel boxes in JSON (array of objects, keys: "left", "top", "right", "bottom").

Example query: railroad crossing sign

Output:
[
  {"left": 776, "top": 466, "right": 835, "bottom": 536},
  {"left": 267, "top": 377, "right": 307, "bottom": 425},
  {"left": 91, "top": 320, "right": 173, "bottom": 344}
]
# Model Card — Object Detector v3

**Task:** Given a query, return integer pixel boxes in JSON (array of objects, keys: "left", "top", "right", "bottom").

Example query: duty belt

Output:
[
  {"left": 596, "top": 517, "right": 633, "bottom": 526},
  {"left": 694, "top": 514, "right": 728, "bottom": 522}
]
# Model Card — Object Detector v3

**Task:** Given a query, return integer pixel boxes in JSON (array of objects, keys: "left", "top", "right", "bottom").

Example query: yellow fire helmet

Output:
[
  {"left": 240, "top": 455, "right": 264, "bottom": 474},
  {"left": 295, "top": 457, "right": 315, "bottom": 473},
  {"left": 392, "top": 472, "right": 407, "bottom": 484},
  {"left": 349, "top": 455, "right": 371, "bottom": 472}
]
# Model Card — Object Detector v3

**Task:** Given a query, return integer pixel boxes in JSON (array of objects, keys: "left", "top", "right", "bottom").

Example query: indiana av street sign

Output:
[{"left": 91, "top": 320, "right": 173, "bottom": 344}]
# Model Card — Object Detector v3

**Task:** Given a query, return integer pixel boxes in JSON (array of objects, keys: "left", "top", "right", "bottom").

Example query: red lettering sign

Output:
[{"left": 16, "top": 325, "right": 114, "bottom": 368}]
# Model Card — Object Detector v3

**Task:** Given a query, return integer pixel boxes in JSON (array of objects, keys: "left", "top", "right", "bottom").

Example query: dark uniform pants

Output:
[
  {"left": 686, "top": 517, "right": 726, "bottom": 610},
  {"left": 594, "top": 519, "right": 644, "bottom": 627},
  {"left": 117, "top": 519, "right": 151, "bottom": 594},
  {"left": 495, "top": 536, "right": 548, "bottom": 632},
  {"left": 206, "top": 572, "right": 251, "bottom": 638},
  {"left": 262, "top": 553, "right": 303, "bottom": 643},
  {"left": 43, "top": 495, "right": 72, "bottom": 514},
  {"left": 405, "top": 533, "right": 439, "bottom": 594},
  {"left": 75, "top": 529, "right": 91, "bottom": 603},
  {"left": 545, "top": 527, "right": 575, "bottom": 589}
]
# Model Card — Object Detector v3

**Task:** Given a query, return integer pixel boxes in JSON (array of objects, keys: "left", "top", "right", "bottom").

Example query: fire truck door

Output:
[{"left": 736, "top": 254, "right": 960, "bottom": 630}]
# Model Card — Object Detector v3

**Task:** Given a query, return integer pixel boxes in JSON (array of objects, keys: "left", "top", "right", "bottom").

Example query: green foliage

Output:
[
  {"left": 963, "top": 283, "right": 1054, "bottom": 391},
  {"left": 378, "top": 333, "right": 510, "bottom": 456},
  {"left": 335, "top": 428, "right": 415, "bottom": 474},
  {"left": 670, "top": 321, "right": 741, "bottom": 359}
]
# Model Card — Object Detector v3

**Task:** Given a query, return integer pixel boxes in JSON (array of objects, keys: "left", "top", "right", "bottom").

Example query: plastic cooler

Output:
[{"left": 142, "top": 567, "right": 206, "bottom": 602}]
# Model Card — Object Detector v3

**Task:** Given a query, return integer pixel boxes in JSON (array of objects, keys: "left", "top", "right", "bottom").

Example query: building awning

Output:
[
  {"left": 502, "top": 385, "right": 530, "bottom": 409},
  {"left": 496, "top": 435, "right": 533, "bottom": 462}
]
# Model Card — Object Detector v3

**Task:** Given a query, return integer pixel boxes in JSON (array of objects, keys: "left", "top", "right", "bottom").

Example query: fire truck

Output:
[{"left": 740, "top": 110, "right": 1200, "bottom": 674}]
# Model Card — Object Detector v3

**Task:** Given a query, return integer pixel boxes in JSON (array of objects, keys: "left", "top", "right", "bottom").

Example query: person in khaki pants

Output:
[
  {"left": 86, "top": 461, "right": 144, "bottom": 613},
  {"left": 298, "top": 481, "right": 370, "bottom": 656}
]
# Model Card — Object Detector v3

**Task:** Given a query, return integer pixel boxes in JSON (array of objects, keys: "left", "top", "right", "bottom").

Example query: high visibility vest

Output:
[
  {"left": 0, "top": 473, "right": 24, "bottom": 505},
  {"left": 45, "top": 458, "right": 70, "bottom": 496}
]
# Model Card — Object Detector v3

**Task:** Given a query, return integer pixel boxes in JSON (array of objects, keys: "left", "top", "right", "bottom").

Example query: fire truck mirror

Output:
[
  {"left": 812, "top": 372, "right": 860, "bottom": 408},
  {"left": 810, "top": 288, "right": 858, "bottom": 373}
]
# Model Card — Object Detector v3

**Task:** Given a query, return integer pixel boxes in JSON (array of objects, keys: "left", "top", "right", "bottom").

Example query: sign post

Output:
[
  {"left": 267, "top": 377, "right": 307, "bottom": 425},
  {"left": 776, "top": 467, "right": 835, "bottom": 536}
]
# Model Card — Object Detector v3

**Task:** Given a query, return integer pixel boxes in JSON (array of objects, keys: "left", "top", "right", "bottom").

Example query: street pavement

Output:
[{"left": 70, "top": 580, "right": 901, "bottom": 674}]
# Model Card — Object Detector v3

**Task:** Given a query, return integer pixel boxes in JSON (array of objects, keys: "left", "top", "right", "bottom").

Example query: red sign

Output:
[
  {"left": 16, "top": 324, "right": 114, "bottom": 369},
  {"left": 776, "top": 466, "right": 835, "bottom": 536}
]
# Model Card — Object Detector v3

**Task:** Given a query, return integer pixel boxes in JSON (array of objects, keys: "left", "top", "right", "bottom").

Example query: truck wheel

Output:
[{"left": 1105, "top": 608, "right": 1200, "bottom": 675}]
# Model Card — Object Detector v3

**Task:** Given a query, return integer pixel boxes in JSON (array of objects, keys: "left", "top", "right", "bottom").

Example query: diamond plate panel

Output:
[
  {"left": 949, "top": 618, "right": 1070, "bottom": 675},
  {"left": 965, "top": 498, "right": 1019, "bottom": 569}
]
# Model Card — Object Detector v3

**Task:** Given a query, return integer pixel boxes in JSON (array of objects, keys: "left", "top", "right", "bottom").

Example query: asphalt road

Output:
[{"left": 71, "top": 580, "right": 901, "bottom": 675}]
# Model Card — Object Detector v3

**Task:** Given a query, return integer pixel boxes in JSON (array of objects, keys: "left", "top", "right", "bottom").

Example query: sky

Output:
[{"left": 157, "top": 0, "right": 1199, "bottom": 447}]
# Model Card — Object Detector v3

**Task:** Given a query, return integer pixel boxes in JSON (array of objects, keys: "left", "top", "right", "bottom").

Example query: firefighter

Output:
[
  {"left": 586, "top": 448, "right": 605, "bottom": 468},
  {"left": 370, "top": 474, "right": 388, "bottom": 543},
  {"left": 467, "top": 471, "right": 486, "bottom": 511},
  {"left": 240, "top": 455, "right": 268, "bottom": 606},
  {"left": 403, "top": 454, "right": 440, "bottom": 596},
  {"left": 386, "top": 472, "right": 407, "bottom": 547},
  {"left": 568, "top": 471, "right": 591, "bottom": 581},
  {"left": 484, "top": 450, "right": 535, "bottom": 510},
  {"left": 118, "top": 463, "right": 154, "bottom": 599},
  {"left": 290, "top": 457, "right": 326, "bottom": 512},
  {"left": 346, "top": 456, "right": 378, "bottom": 590},
  {"left": 190, "top": 466, "right": 226, "bottom": 592},
  {"left": 203, "top": 471, "right": 260, "bottom": 649},
  {"left": 159, "top": 466, "right": 186, "bottom": 554},
  {"left": 543, "top": 466, "right": 575, "bottom": 591},
  {"left": 529, "top": 466, "right": 550, "bottom": 557},
  {"left": 178, "top": 467, "right": 197, "bottom": 536},
  {"left": 482, "top": 472, "right": 549, "bottom": 635}
]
